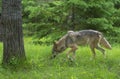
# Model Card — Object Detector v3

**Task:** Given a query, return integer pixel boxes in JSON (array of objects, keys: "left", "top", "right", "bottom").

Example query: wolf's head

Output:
[{"left": 51, "top": 41, "right": 66, "bottom": 59}]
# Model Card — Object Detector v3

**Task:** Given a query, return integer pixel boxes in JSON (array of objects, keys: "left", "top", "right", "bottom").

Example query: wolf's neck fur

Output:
[
  {"left": 58, "top": 34, "right": 67, "bottom": 44},
  {"left": 57, "top": 34, "right": 68, "bottom": 48}
]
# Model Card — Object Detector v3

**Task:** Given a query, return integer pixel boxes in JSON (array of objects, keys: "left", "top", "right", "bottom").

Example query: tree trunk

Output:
[
  {"left": 66, "top": 4, "right": 75, "bottom": 30},
  {"left": 70, "top": 4, "right": 75, "bottom": 30},
  {"left": 0, "top": 17, "right": 4, "bottom": 42},
  {"left": 1, "top": 0, "right": 26, "bottom": 64}
]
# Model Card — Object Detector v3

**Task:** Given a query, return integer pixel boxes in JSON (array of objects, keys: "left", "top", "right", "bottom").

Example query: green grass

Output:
[{"left": 0, "top": 38, "right": 120, "bottom": 79}]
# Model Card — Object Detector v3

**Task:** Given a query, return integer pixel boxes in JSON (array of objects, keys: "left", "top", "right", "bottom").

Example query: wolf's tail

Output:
[{"left": 99, "top": 36, "right": 112, "bottom": 49}]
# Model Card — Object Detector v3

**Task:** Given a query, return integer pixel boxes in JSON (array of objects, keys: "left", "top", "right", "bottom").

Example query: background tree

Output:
[
  {"left": 1, "top": 0, "right": 26, "bottom": 64},
  {"left": 22, "top": 0, "right": 120, "bottom": 44},
  {"left": 0, "top": 16, "right": 3, "bottom": 42}
]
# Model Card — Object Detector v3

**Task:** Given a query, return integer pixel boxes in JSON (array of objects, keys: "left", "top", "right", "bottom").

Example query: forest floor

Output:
[{"left": 0, "top": 38, "right": 119, "bottom": 79}]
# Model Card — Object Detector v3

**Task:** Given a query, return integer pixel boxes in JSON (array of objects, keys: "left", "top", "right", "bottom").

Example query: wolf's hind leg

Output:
[
  {"left": 89, "top": 37, "right": 100, "bottom": 59},
  {"left": 90, "top": 46, "right": 96, "bottom": 59},
  {"left": 90, "top": 42, "right": 97, "bottom": 59},
  {"left": 96, "top": 46, "right": 106, "bottom": 58}
]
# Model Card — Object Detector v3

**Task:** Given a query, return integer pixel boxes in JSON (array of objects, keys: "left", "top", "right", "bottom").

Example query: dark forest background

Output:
[{"left": 1, "top": 0, "right": 120, "bottom": 44}]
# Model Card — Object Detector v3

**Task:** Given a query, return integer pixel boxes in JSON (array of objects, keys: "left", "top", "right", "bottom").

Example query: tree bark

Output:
[
  {"left": 0, "top": 17, "right": 4, "bottom": 42},
  {"left": 1, "top": 0, "right": 26, "bottom": 64},
  {"left": 70, "top": 4, "right": 75, "bottom": 30}
]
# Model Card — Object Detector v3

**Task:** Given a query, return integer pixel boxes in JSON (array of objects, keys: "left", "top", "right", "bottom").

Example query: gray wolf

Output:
[{"left": 52, "top": 30, "right": 112, "bottom": 60}]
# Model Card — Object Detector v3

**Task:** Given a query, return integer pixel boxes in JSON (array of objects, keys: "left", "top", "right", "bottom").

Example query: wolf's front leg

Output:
[
  {"left": 72, "top": 51, "right": 76, "bottom": 60},
  {"left": 66, "top": 44, "right": 78, "bottom": 61},
  {"left": 66, "top": 49, "right": 72, "bottom": 59}
]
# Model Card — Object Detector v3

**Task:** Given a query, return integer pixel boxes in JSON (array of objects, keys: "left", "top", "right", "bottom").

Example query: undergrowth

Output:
[{"left": 0, "top": 38, "right": 119, "bottom": 79}]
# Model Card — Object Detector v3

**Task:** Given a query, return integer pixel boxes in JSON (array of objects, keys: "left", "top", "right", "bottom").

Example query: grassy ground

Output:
[{"left": 0, "top": 38, "right": 120, "bottom": 79}]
